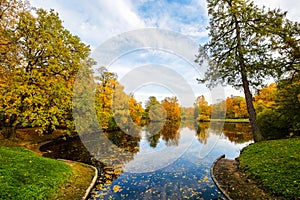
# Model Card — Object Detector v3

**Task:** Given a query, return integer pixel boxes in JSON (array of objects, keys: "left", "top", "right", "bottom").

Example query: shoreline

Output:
[
  {"left": 210, "top": 154, "right": 231, "bottom": 200},
  {"left": 211, "top": 155, "right": 283, "bottom": 200},
  {"left": 0, "top": 129, "right": 98, "bottom": 200},
  {"left": 57, "top": 159, "right": 98, "bottom": 200},
  {"left": 200, "top": 118, "right": 250, "bottom": 123}
]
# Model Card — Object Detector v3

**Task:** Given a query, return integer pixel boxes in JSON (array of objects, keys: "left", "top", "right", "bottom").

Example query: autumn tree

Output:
[
  {"left": 180, "top": 107, "right": 195, "bottom": 120},
  {"left": 194, "top": 95, "right": 211, "bottom": 121},
  {"left": 211, "top": 100, "right": 226, "bottom": 119},
  {"left": 225, "top": 96, "right": 248, "bottom": 118},
  {"left": 0, "top": 2, "right": 92, "bottom": 136},
  {"left": 112, "top": 85, "right": 142, "bottom": 137},
  {"left": 254, "top": 83, "right": 277, "bottom": 113},
  {"left": 95, "top": 67, "right": 144, "bottom": 132},
  {"left": 128, "top": 94, "right": 144, "bottom": 126},
  {"left": 94, "top": 67, "right": 119, "bottom": 129},
  {"left": 0, "top": 0, "right": 29, "bottom": 71},
  {"left": 161, "top": 96, "right": 181, "bottom": 121},
  {"left": 196, "top": 0, "right": 297, "bottom": 142},
  {"left": 0, "top": 0, "right": 29, "bottom": 133}
]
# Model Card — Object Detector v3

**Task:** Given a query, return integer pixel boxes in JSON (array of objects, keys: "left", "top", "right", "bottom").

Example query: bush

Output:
[{"left": 257, "top": 109, "right": 290, "bottom": 139}]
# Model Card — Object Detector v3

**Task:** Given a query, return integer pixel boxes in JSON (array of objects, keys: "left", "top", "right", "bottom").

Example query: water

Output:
[{"left": 40, "top": 121, "right": 253, "bottom": 200}]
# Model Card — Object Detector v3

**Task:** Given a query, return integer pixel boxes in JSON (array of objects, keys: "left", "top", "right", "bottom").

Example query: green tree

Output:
[
  {"left": 255, "top": 78, "right": 300, "bottom": 139},
  {"left": 196, "top": 0, "right": 295, "bottom": 142},
  {"left": 180, "top": 107, "right": 194, "bottom": 120},
  {"left": 0, "top": 3, "right": 91, "bottom": 136},
  {"left": 276, "top": 76, "right": 300, "bottom": 134},
  {"left": 144, "top": 96, "right": 164, "bottom": 122},
  {"left": 269, "top": 17, "right": 300, "bottom": 75}
]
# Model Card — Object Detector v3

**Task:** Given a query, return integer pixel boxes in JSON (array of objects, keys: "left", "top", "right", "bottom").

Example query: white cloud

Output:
[
  {"left": 29, "top": 0, "right": 299, "bottom": 105},
  {"left": 254, "top": 0, "right": 300, "bottom": 21},
  {"left": 30, "top": 0, "right": 145, "bottom": 49}
]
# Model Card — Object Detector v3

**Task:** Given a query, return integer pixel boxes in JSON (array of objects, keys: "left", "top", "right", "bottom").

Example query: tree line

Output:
[
  {"left": 1, "top": 0, "right": 299, "bottom": 143},
  {"left": 183, "top": 80, "right": 300, "bottom": 140}
]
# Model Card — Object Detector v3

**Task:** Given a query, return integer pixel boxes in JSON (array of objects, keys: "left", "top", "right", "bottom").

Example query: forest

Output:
[{"left": 0, "top": 0, "right": 299, "bottom": 143}]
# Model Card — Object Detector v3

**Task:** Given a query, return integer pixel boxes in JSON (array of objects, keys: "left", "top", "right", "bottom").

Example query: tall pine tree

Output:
[{"left": 196, "top": 0, "right": 297, "bottom": 142}]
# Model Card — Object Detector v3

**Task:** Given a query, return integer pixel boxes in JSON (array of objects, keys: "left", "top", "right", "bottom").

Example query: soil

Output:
[
  {"left": 212, "top": 158, "right": 284, "bottom": 200},
  {"left": 0, "top": 128, "right": 68, "bottom": 155}
]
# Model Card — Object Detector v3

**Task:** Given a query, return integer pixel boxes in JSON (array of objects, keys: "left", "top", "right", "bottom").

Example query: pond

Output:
[{"left": 40, "top": 121, "right": 253, "bottom": 200}]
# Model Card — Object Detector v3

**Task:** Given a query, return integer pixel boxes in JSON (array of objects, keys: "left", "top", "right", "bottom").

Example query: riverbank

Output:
[
  {"left": 212, "top": 137, "right": 300, "bottom": 199},
  {"left": 0, "top": 128, "right": 96, "bottom": 199},
  {"left": 200, "top": 118, "right": 249, "bottom": 123}
]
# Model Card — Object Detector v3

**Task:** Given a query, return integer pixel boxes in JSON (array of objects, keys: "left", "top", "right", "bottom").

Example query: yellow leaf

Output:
[{"left": 113, "top": 185, "right": 120, "bottom": 193}]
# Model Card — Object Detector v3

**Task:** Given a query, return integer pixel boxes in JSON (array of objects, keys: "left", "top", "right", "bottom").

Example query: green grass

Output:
[
  {"left": 0, "top": 146, "right": 72, "bottom": 199},
  {"left": 239, "top": 138, "right": 300, "bottom": 199}
]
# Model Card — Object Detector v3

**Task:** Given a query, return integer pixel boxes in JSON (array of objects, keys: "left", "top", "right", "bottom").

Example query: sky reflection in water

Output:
[{"left": 91, "top": 122, "right": 253, "bottom": 200}]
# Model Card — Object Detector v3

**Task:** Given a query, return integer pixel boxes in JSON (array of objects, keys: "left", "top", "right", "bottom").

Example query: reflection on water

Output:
[
  {"left": 40, "top": 121, "right": 253, "bottom": 199},
  {"left": 160, "top": 121, "right": 181, "bottom": 146}
]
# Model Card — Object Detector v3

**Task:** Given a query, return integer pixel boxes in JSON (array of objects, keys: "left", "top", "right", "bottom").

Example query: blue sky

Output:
[
  {"left": 30, "top": 0, "right": 300, "bottom": 106},
  {"left": 30, "top": 0, "right": 209, "bottom": 48}
]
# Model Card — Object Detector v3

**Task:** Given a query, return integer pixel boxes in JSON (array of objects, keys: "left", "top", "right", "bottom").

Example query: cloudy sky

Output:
[{"left": 30, "top": 0, "right": 300, "bottom": 106}]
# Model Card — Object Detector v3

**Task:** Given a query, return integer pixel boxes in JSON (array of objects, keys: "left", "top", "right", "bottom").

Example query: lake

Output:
[{"left": 40, "top": 121, "right": 253, "bottom": 200}]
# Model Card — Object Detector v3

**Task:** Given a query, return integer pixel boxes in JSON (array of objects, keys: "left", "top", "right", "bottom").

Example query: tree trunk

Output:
[
  {"left": 233, "top": 10, "right": 264, "bottom": 142},
  {"left": 7, "top": 125, "right": 17, "bottom": 139},
  {"left": 241, "top": 73, "right": 264, "bottom": 142}
]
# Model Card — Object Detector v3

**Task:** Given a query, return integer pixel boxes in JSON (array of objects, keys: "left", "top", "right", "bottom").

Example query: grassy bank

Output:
[
  {"left": 0, "top": 146, "right": 72, "bottom": 199},
  {"left": 239, "top": 138, "right": 300, "bottom": 199}
]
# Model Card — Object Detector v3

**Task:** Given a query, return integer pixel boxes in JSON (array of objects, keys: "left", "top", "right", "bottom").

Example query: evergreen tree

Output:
[{"left": 196, "top": 0, "right": 298, "bottom": 142}]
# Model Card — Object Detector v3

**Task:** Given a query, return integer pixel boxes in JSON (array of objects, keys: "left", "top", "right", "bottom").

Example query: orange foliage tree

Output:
[{"left": 161, "top": 97, "right": 181, "bottom": 121}]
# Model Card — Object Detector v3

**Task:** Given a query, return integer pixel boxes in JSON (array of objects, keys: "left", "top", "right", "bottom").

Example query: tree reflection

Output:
[
  {"left": 145, "top": 122, "right": 164, "bottom": 148},
  {"left": 87, "top": 131, "right": 141, "bottom": 198},
  {"left": 222, "top": 123, "right": 253, "bottom": 143},
  {"left": 105, "top": 130, "right": 140, "bottom": 153},
  {"left": 180, "top": 119, "right": 197, "bottom": 131},
  {"left": 160, "top": 120, "right": 181, "bottom": 146},
  {"left": 40, "top": 135, "right": 93, "bottom": 164},
  {"left": 195, "top": 122, "right": 210, "bottom": 144}
]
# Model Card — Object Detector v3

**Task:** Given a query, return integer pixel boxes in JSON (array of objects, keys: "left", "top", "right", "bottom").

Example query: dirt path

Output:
[{"left": 211, "top": 157, "right": 284, "bottom": 200}]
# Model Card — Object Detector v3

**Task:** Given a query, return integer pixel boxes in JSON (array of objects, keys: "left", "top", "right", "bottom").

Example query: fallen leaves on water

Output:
[{"left": 113, "top": 185, "right": 121, "bottom": 193}]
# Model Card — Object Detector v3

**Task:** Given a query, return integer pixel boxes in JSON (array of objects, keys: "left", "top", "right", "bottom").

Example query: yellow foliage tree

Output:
[
  {"left": 194, "top": 95, "right": 211, "bottom": 121},
  {"left": 161, "top": 97, "right": 181, "bottom": 121}
]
